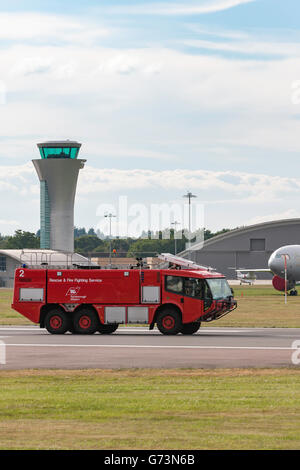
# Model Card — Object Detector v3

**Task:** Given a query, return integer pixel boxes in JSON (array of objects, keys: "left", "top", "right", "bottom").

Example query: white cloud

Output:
[
  {"left": 184, "top": 38, "right": 300, "bottom": 58},
  {"left": 53, "top": 62, "right": 78, "bottom": 80},
  {"left": 11, "top": 57, "right": 54, "bottom": 77},
  {"left": 247, "top": 209, "right": 300, "bottom": 226},
  {"left": 2, "top": 163, "right": 300, "bottom": 204},
  {"left": 0, "top": 12, "right": 110, "bottom": 44},
  {"left": 0, "top": 41, "right": 299, "bottom": 162},
  {"left": 187, "top": 24, "right": 248, "bottom": 40},
  {"left": 0, "top": 162, "right": 300, "bottom": 234},
  {"left": 0, "top": 219, "right": 20, "bottom": 226},
  {"left": 77, "top": 166, "right": 300, "bottom": 204},
  {"left": 106, "top": 0, "right": 255, "bottom": 16},
  {"left": 98, "top": 54, "right": 142, "bottom": 75},
  {"left": 0, "top": 163, "right": 35, "bottom": 194},
  {"left": 98, "top": 53, "right": 162, "bottom": 76}
]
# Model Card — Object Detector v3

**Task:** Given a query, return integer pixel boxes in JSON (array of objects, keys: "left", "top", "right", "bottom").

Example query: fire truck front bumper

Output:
[{"left": 200, "top": 299, "right": 237, "bottom": 322}]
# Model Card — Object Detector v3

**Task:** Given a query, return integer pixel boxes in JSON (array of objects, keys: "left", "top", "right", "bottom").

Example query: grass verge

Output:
[
  {"left": 0, "top": 289, "right": 31, "bottom": 326},
  {"left": 205, "top": 285, "right": 300, "bottom": 328},
  {"left": 0, "top": 368, "right": 299, "bottom": 450}
]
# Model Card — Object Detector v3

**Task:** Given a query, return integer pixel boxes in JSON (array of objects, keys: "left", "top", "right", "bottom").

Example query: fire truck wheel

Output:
[
  {"left": 156, "top": 309, "right": 182, "bottom": 335},
  {"left": 72, "top": 309, "right": 99, "bottom": 334},
  {"left": 44, "top": 309, "right": 70, "bottom": 335},
  {"left": 180, "top": 322, "right": 201, "bottom": 335},
  {"left": 98, "top": 323, "right": 119, "bottom": 334}
]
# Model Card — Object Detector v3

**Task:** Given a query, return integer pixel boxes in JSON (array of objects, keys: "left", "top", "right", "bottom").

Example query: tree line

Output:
[{"left": 0, "top": 226, "right": 232, "bottom": 257}]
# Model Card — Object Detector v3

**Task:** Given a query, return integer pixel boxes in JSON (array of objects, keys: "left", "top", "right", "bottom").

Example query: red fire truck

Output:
[{"left": 11, "top": 254, "right": 237, "bottom": 335}]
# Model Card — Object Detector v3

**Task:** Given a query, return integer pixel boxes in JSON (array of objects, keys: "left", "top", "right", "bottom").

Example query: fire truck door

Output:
[
  {"left": 180, "top": 277, "right": 204, "bottom": 322},
  {"left": 164, "top": 275, "right": 203, "bottom": 323}
]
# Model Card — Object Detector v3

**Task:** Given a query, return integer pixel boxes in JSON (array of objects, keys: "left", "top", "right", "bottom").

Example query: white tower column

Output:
[{"left": 32, "top": 141, "right": 86, "bottom": 253}]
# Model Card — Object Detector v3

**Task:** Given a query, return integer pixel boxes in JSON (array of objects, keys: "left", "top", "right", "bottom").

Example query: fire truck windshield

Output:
[{"left": 206, "top": 278, "right": 232, "bottom": 300}]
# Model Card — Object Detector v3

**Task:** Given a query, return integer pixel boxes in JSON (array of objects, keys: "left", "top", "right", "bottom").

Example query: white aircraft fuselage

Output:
[
  {"left": 268, "top": 245, "right": 300, "bottom": 281},
  {"left": 236, "top": 245, "right": 300, "bottom": 293}
]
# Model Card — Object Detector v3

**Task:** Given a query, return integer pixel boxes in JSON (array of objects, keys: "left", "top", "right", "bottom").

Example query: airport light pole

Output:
[
  {"left": 183, "top": 191, "right": 197, "bottom": 258},
  {"left": 105, "top": 213, "right": 116, "bottom": 268},
  {"left": 283, "top": 254, "right": 288, "bottom": 305},
  {"left": 171, "top": 221, "right": 180, "bottom": 255}
]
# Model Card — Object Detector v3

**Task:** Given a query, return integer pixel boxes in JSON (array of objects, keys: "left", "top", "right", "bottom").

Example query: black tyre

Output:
[
  {"left": 45, "top": 309, "right": 70, "bottom": 335},
  {"left": 180, "top": 322, "right": 201, "bottom": 335},
  {"left": 156, "top": 309, "right": 182, "bottom": 335},
  {"left": 98, "top": 323, "right": 119, "bottom": 335},
  {"left": 72, "top": 308, "right": 99, "bottom": 335}
]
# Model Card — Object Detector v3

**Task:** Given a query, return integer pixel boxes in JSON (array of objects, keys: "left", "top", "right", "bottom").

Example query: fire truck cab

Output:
[{"left": 11, "top": 254, "right": 237, "bottom": 336}]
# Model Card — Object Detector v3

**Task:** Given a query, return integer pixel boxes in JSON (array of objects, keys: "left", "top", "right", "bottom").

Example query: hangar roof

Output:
[
  {"left": 180, "top": 218, "right": 300, "bottom": 255},
  {"left": 0, "top": 249, "right": 91, "bottom": 268}
]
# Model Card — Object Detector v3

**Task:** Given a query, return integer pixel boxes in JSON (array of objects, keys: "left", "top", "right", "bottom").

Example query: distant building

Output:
[
  {"left": 91, "top": 257, "right": 143, "bottom": 269},
  {"left": 180, "top": 218, "right": 300, "bottom": 279},
  {"left": 0, "top": 250, "right": 92, "bottom": 287},
  {"left": 146, "top": 257, "right": 163, "bottom": 269},
  {"left": 33, "top": 140, "right": 86, "bottom": 253}
]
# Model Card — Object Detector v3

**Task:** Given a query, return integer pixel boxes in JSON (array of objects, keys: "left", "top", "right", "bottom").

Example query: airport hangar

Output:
[
  {"left": 0, "top": 250, "right": 92, "bottom": 287},
  {"left": 180, "top": 218, "right": 300, "bottom": 280}
]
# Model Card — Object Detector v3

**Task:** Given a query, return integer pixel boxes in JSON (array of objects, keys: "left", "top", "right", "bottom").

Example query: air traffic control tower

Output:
[{"left": 33, "top": 141, "right": 86, "bottom": 253}]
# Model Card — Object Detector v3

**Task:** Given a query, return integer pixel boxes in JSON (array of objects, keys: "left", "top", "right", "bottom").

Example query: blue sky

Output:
[{"left": 0, "top": 0, "right": 300, "bottom": 236}]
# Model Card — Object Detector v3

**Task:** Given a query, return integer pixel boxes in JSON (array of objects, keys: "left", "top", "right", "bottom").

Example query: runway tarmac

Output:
[{"left": 0, "top": 326, "right": 299, "bottom": 370}]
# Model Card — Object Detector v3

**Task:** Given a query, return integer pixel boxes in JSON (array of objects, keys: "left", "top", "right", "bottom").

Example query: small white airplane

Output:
[
  {"left": 236, "top": 244, "right": 300, "bottom": 296},
  {"left": 236, "top": 270, "right": 256, "bottom": 285}
]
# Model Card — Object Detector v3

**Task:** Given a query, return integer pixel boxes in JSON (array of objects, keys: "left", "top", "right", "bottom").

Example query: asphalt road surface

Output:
[{"left": 0, "top": 326, "right": 299, "bottom": 370}]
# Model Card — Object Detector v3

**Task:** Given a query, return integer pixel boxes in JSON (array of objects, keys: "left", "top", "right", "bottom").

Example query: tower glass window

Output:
[{"left": 38, "top": 141, "right": 81, "bottom": 159}]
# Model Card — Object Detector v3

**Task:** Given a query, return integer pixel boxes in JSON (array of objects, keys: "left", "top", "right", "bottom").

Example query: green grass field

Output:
[
  {"left": 1, "top": 288, "right": 300, "bottom": 450},
  {"left": 2, "top": 285, "right": 300, "bottom": 328},
  {"left": 0, "top": 289, "right": 31, "bottom": 325},
  {"left": 0, "top": 368, "right": 299, "bottom": 450},
  {"left": 211, "top": 284, "right": 300, "bottom": 328}
]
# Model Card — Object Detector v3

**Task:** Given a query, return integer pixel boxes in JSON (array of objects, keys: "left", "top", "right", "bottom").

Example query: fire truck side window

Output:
[
  {"left": 183, "top": 277, "right": 204, "bottom": 298},
  {"left": 165, "top": 276, "right": 207, "bottom": 299},
  {"left": 165, "top": 276, "right": 184, "bottom": 294}
]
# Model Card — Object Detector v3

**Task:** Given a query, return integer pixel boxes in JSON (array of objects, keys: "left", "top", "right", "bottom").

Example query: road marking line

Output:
[
  {"left": 4, "top": 343, "right": 297, "bottom": 351},
  {"left": 0, "top": 328, "right": 42, "bottom": 331}
]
